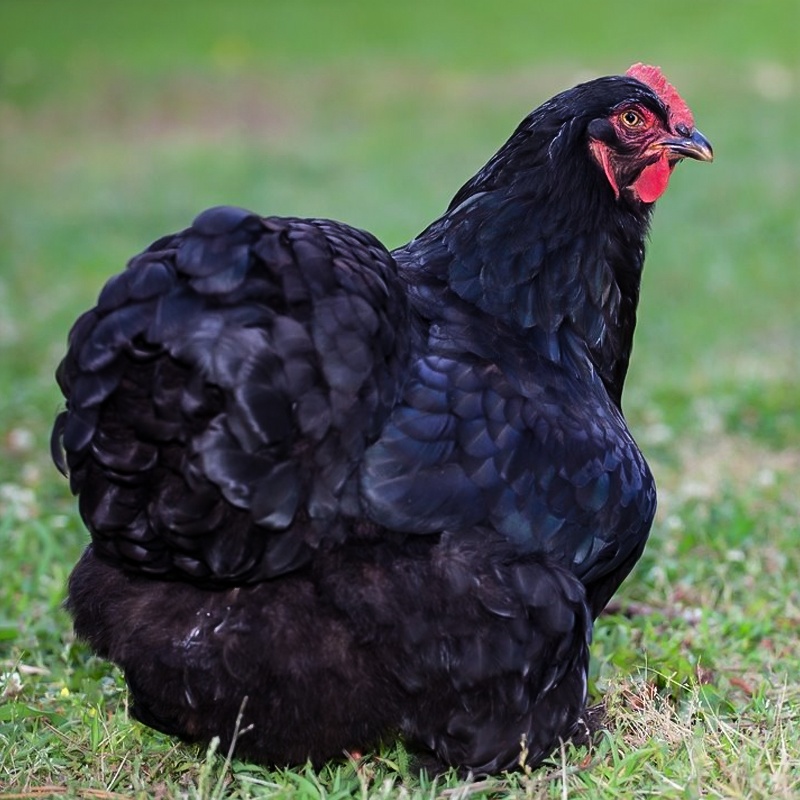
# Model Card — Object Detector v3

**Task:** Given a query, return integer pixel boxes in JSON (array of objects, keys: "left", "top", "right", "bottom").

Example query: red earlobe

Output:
[{"left": 590, "top": 141, "right": 619, "bottom": 198}]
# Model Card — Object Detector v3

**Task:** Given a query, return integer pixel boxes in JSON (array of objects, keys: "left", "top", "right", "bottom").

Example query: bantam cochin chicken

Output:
[{"left": 52, "top": 64, "right": 712, "bottom": 773}]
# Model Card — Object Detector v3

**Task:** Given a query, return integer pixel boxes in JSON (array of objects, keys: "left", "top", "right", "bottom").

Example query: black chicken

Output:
[{"left": 52, "top": 64, "right": 712, "bottom": 773}]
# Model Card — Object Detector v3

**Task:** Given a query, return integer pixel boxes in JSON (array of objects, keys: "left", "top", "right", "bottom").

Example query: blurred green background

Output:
[
  {"left": 1, "top": 0, "right": 797, "bottom": 431},
  {"left": 0, "top": 0, "right": 798, "bottom": 792}
]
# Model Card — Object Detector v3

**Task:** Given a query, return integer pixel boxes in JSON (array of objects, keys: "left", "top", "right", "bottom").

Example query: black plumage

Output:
[{"left": 53, "top": 65, "right": 711, "bottom": 773}]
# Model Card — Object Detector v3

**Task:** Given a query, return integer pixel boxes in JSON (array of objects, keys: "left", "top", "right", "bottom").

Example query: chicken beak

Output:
[{"left": 659, "top": 129, "right": 714, "bottom": 162}]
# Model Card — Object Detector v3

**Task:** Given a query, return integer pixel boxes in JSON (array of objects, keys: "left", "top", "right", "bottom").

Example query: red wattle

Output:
[{"left": 632, "top": 155, "right": 674, "bottom": 203}]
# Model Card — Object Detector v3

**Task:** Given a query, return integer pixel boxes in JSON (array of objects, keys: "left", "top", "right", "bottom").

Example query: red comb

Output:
[{"left": 626, "top": 63, "right": 694, "bottom": 128}]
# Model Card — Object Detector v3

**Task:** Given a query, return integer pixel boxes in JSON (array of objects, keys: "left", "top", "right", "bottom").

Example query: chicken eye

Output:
[{"left": 620, "top": 109, "right": 644, "bottom": 129}]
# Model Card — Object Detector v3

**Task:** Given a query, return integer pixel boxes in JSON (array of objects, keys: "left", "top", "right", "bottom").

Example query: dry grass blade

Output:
[{"left": 1, "top": 789, "right": 130, "bottom": 800}]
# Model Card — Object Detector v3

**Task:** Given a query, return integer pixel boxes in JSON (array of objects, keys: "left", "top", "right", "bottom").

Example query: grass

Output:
[{"left": 1, "top": 0, "right": 799, "bottom": 796}]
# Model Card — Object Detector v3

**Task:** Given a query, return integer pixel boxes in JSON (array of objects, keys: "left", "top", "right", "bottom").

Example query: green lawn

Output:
[{"left": 1, "top": 1, "right": 798, "bottom": 797}]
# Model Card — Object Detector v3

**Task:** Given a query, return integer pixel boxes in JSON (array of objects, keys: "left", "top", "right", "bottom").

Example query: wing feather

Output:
[{"left": 53, "top": 207, "right": 409, "bottom": 583}]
